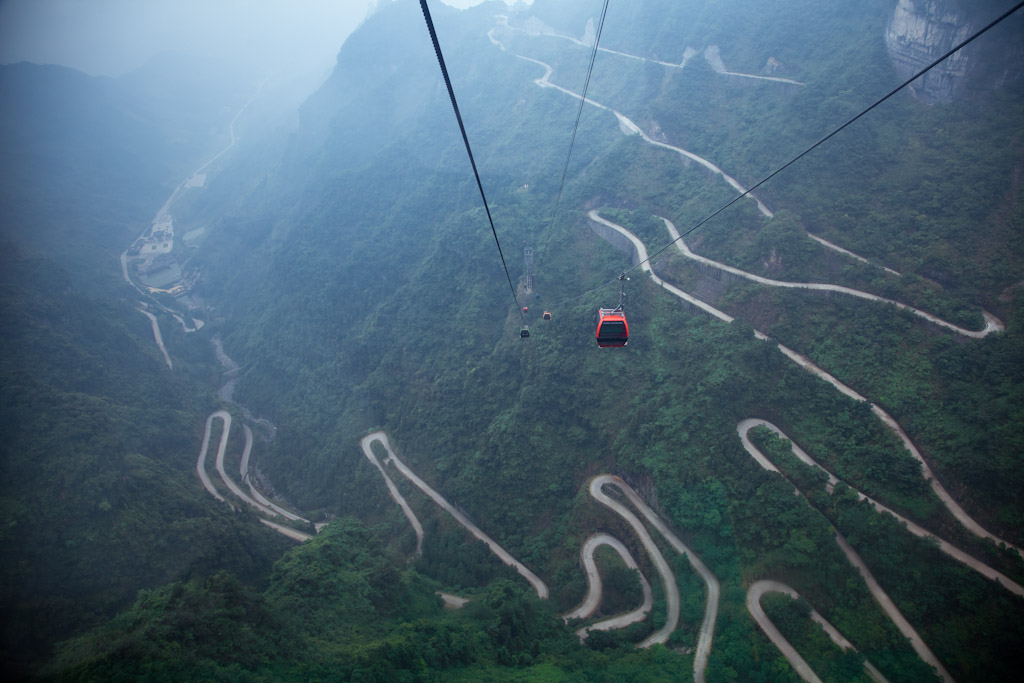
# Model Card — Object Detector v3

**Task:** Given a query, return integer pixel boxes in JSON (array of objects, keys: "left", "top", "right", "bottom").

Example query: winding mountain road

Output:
[
  {"left": 703, "top": 44, "right": 805, "bottom": 85},
  {"left": 192, "top": 201, "right": 1014, "bottom": 681},
  {"left": 494, "top": 14, "right": 804, "bottom": 84},
  {"left": 739, "top": 423, "right": 952, "bottom": 681},
  {"left": 590, "top": 475, "right": 720, "bottom": 682},
  {"left": 208, "top": 411, "right": 295, "bottom": 520},
  {"left": 586, "top": 211, "right": 1024, "bottom": 679},
  {"left": 747, "top": 580, "right": 890, "bottom": 683},
  {"left": 187, "top": 20, "right": 1016, "bottom": 680},
  {"left": 660, "top": 215, "right": 1003, "bottom": 338},
  {"left": 806, "top": 233, "right": 901, "bottom": 276},
  {"left": 494, "top": 14, "right": 688, "bottom": 69},
  {"left": 259, "top": 519, "right": 312, "bottom": 543},
  {"left": 238, "top": 423, "right": 307, "bottom": 523},
  {"left": 588, "top": 476, "right": 680, "bottom": 648},
  {"left": 591, "top": 210, "right": 1019, "bottom": 558},
  {"left": 361, "top": 432, "right": 549, "bottom": 599},
  {"left": 563, "top": 532, "right": 653, "bottom": 639},
  {"left": 196, "top": 411, "right": 230, "bottom": 506},
  {"left": 355, "top": 442, "right": 716, "bottom": 673},
  {"left": 196, "top": 410, "right": 312, "bottom": 541},
  {"left": 137, "top": 307, "right": 172, "bottom": 369},
  {"left": 125, "top": 79, "right": 267, "bottom": 364},
  {"left": 359, "top": 431, "right": 425, "bottom": 556},
  {"left": 493, "top": 23, "right": 963, "bottom": 284},
  {"left": 738, "top": 419, "right": 1024, "bottom": 595},
  {"left": 487, "top": 27, "right": 774, "bottom": 218},
  {"left": 838, "top": 531, "right": 953, "bottom": 682}
]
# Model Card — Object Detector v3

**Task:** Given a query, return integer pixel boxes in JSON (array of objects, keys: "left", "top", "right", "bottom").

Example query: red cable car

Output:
[
  {"left": 595, "top": 275, "right": 629, "bottom": 348},
  {"left": 542, "top": 311, "right": 552, "bottom": 320},
  {"left": 595, "top": 308, "right": 628, "bottom": 347}
]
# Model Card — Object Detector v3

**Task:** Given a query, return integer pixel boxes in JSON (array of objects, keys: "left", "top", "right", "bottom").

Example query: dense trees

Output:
[
  {"left": 0, "top": 57, "right": 291, "bottom": 677},
  {"left": 45, "top": 519, "right": 669, "bottom": 682},
  {"left": 4, "top": 0, "right": 1023, "bottom": 679}
]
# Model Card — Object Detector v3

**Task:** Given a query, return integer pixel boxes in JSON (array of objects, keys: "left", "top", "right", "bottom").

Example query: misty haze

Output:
[{"left": 1, "top": 0, "right": 1023, "bottom": 680}]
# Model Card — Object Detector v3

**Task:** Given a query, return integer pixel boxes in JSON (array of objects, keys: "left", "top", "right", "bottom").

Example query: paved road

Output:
[
  {"left": 137, "top": 307, "right": 172, "bottom": 369},
  {"left": 703, "top": 44, "right": 805, "bottom": 85},
  {"left": 747, "top": 580, "right": 825, "bottom": 683},
  {"left": 494, "top": 14, "right": 804, "bottom": 84},
  {"left": 487, "top": 28, "right": 774, "bottom": 218},
  {"left": 260, "top": 518, "right": 312, "bottom": 543},
  {"left": 739, "top": 421, "right": 961, "bottom": 681},
  {"left": 590, "top": 475, "right": 720, "bottom": 683},
  {"left": 360, "top": 431, "right": 425, "bottom": 557},
  {"left": 589, "top": 211, "right": 1020, "bottom": 680},
  {"left": 834, "top": 533, "right": 953, "bottom": 682},
  {"left": 807, "top": 233, "right": 901, "bottom": 276},
  {"left": 238, "top": 424, "right": 307, "bottom": 523},
  {"left": 121, "top": 79, "right": 265, "bottom": 353},
  {"left": 493, "top": 21, "right": 989, "bottom": 291},
  {"left": 593, "top": 210, "right": 1019, "bottom": 557},
  {"left": 868, "top": 406, "right": 1018, "bottom": 555},
  {"left": 196, "top": 410, "right": 312, "bottom": 541},
  {"left": 588, "top": 476, "right": 680, "bottom": 647},
  {"left": 563, "top": 532, "right": 653, "bottom": 640},
  {"left": 196, "top": 411, "right": 230, "bottom": 505},
  {"left": 738, "top": 419, "right": 1023, "bottom": 595},
  {"left": 361, "top": 431, "right": 549, "bottom": 599},
  {"left": 208, "top": 411, "right": 294, "bottom": 520},
  {"left": 660, "top": 215, "right": 1003, "bottom": 338},
  {"left": 747, "top": 580, "right": 890, "bottom": 683}
]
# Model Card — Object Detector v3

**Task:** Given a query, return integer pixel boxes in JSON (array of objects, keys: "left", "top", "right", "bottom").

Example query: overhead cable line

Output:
[
  {"left": 419, "top": 0, "right": 525, "bottom": 324},
  {"left": 545, "top": 0, "right": 611, "bottom": 237},
  {"left": 617, "top": 0, "right": 1024, "bottom": 281}
]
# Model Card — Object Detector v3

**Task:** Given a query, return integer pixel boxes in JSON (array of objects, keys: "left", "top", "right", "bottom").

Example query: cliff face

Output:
[
  {"left": 886, "top": 0, "right": 972, "bottom": 102},
  {"left": 885, "top": 0, "right": 1024, "bottom": 103}
]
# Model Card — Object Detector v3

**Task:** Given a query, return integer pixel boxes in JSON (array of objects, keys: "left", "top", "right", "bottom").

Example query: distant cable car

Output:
[
  {"left": 520, "top": 325, "right": 530, "bottom": 338},
  {"left": 522, "top": 306, "right": 529, "bottom": 313},
  {"left": 542, "top": 311, "right": 552, "bottom": 320},
  {"left": 595, "top": 275, "right": 629, "bottom": 348}
]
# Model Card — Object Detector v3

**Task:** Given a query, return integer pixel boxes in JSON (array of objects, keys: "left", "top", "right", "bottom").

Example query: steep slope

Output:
[
  {"left": 165, "top": 0, "right": 1024, "bottom": 679},
  {"left": 0, "top": 61, "right": 293, "bottom": 678},
  {"left": 14, "top": 0, "right": 1024, "bottom": 680},
  {"left": 207, "top": 0, "right": 1024, "bottom": 533}
]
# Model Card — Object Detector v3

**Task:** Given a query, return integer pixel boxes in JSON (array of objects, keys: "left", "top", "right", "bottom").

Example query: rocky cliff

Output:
[{"left": 885, "top": 0, "right": 1023, "bottom": 103}]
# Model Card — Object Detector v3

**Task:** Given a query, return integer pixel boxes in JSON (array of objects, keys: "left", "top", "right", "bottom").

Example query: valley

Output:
[
  {"left": 4, "top": 0, "right": 1023, "bottom": 680},
  {"left": 194, "top": 202, "right": 1020, "bottom": 681},
  {"left": 180, "top": 2, "right": 1023, "bottom": 680}
]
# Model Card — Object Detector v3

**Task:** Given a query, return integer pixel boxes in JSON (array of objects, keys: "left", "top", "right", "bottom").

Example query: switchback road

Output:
[
  {"left": 361, "top": 431, "right": 549, "bottom": 599},
  {"left": 591, "top": 210, "right": 1019, "bottom": 557},
  {"left": 563, "top": 532, "right": 653, "bottom": 639}
]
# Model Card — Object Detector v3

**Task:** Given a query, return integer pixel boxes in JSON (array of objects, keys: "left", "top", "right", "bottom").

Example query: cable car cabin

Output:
[
  {"left": 542, "top": 311, "right": 552, "bottom": 320},
  {"left": 520, "top": 325, "right": 530, "bottom": 338},
  {"left": 595, "top": 308, "right": 628, "bottom": 348}
]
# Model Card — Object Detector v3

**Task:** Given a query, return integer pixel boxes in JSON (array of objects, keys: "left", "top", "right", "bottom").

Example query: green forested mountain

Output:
[
  {"left": 0, "top": 60, "right": 293, "bottom": 678},
  {"left": 0, "top": 59, "right": 257, "bottom": 286},
  {"left": 4, "top": 0, "right": 1024, "bottom": 681}
]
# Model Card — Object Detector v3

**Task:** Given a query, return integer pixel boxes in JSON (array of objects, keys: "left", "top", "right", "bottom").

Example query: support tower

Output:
[{"left": 523, "top": 246, "right": 534, "bottom": 293}]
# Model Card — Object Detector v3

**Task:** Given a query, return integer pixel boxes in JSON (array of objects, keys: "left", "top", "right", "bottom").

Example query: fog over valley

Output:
[{"left": 1, "top": 1, "right": 1022, "bottom": 680}]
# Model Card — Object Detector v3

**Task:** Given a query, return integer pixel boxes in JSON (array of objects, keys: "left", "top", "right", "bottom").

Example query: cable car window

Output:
[{"left": 600, "top": 322, "right": 628, "bottom": 339}]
